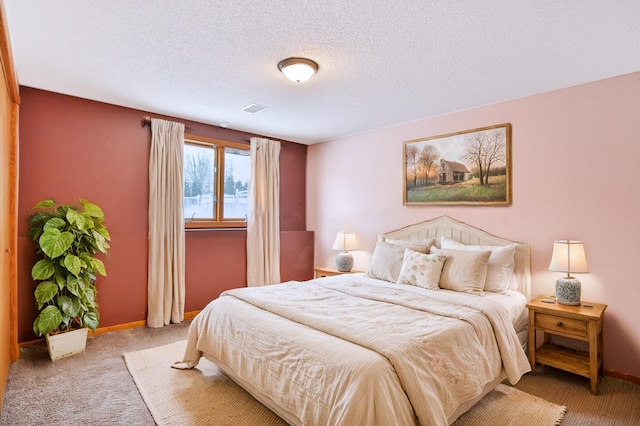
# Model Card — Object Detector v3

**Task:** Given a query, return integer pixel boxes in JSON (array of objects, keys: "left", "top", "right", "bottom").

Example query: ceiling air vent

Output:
[{"left": 242, "top": 104, "right": 267, "bottom": 113}]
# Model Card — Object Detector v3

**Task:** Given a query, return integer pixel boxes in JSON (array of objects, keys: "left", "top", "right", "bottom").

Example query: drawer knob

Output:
[{"left": 556, "top": 321, "right": 563, "bottom": 327}]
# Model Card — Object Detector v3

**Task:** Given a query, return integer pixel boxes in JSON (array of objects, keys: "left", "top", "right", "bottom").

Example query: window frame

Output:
[{"left": 183, "top": 133, "right": 250, "bottom": 229}]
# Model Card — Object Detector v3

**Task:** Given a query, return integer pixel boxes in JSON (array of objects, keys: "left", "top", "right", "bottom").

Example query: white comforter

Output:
[{"left": 177, "top": 275, "right": 531, "bottom": 425}]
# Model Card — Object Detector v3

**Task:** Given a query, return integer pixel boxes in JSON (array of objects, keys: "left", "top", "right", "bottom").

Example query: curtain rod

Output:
[
  {"left": 141, "top": 115, "right": 286, "bottom": 146},
  {"left": 141, "top": 115, "right": 196, "bottom": 136},
  {"left": 142, "top": 115, "right": 185, "bottom": 127}
]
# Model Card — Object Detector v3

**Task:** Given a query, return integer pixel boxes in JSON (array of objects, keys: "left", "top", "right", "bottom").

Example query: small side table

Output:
[
  {"left": 314, "top": 267, "right": 363, "bottom": 278},
  {"left": 527, "top": 296, "right": 607, "bottom": 395}
]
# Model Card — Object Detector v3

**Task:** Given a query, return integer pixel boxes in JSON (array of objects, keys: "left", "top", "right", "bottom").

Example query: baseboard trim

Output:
[
  {"left": 605, "top": 369, "right": 640, "bottom": 385},
  {"left": 88, "top": 320, "right": 147, "bottom": 336},
  {"left": 18, "top": 310, "right": 201, "bottom": 349},
  {"left": 184, "top": 310, "right": 201, "bottom": 320}
]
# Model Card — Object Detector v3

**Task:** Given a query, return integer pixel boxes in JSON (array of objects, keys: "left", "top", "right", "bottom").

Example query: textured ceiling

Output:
[{"left": 4, "top": 1, "right": 640, "bottom": 144}]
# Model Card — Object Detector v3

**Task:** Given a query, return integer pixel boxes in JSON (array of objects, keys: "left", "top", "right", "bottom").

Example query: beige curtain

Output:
[
  {"left": 247, "top": 137, "right": 281, "bottom": 286},
  {"left": 147, "top": 118, "right": 185, "bottom": 327}
]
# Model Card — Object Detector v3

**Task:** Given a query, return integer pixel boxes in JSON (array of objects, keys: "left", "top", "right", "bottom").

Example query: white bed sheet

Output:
[{"left": 177, "top": 274, "right": 531, "bottom": 425}]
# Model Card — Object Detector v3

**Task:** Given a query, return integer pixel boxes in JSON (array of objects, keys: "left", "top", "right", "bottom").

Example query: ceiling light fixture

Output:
[{"left": 277, "top": 57, "right": 318, "bottom": 83}]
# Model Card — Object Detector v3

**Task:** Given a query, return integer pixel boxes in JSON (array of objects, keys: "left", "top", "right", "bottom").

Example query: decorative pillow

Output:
[
  {"left": 440, "top": 236, "right": 516, "bottom": 293},
  {"left": 396, "top": 249, "right": 446, "bottom": 290},
  {"left": 430, "top": 247, "right": 491, "bottom": 295},
  {"left": 365, "top": 241, "right": 408, "bottom": 283},
  {"left": 385, "top": 238, "right": 436, "bottom": 254}
]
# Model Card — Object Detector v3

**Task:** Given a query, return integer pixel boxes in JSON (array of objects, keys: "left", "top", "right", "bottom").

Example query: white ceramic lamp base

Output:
[
  {"left": 335, "top": 252, "right": 354, "bottom": 272},
  {"left": 556, "top": 277, "right": 581, "bottom": 306}
]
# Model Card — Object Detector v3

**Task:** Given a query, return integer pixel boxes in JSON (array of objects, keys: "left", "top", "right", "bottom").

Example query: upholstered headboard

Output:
[{"left": 379, "top": 216, "right": 531, "bottom": 300}]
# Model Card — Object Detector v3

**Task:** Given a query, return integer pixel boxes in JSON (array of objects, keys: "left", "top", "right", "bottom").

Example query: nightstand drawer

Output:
[{"left": 535, "top": 313, "right": 587, "bottom": 337}]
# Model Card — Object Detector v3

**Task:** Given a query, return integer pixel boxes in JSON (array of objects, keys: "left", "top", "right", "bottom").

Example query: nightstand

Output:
[
  {"left": 314, "top": 267, "right": 363, "bottom": 278},
  {"left": 527, "top": 296, "right": 607, "bottom": 395}
]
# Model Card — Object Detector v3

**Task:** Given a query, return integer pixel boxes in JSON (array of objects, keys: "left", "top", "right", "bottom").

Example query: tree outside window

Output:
[{"left": 184, "top": 136, "right": 250, "bottom": 228}]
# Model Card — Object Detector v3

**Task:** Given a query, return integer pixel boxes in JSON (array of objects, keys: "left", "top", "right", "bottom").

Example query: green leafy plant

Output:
[{"left": 28, "top": 199, "right": 110, "bottom": 336}]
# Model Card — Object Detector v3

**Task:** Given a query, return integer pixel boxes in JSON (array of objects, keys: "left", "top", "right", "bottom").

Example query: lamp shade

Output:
[
  {"left": 277, "top": 57, "right": 318, "bottom": 83},
  {"left": 332, "top": 232, "right": 358, "bottom": 252},
  {"left": 549, "top": 240, "right": 588, "bottom": 306},
  {"left": 549, "top": 240, "right": 589, "bottom": 276}
]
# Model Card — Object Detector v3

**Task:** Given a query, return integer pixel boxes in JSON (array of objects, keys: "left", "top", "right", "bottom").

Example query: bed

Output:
[{"left": 175, "top": 216, "right": 532, "bottom": 425}]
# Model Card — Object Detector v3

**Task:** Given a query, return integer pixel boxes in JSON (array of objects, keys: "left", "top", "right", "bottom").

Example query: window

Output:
[{"left": 183, "top": 134, "right": 250, "bottom": 229}]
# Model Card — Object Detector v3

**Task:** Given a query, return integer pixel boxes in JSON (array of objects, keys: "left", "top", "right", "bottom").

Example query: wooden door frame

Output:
[{"left": 1, "top": 0, "right": 22, "bottom": 364}]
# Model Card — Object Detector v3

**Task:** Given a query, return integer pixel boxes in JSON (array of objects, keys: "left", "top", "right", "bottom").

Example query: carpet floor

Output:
[{"left": 2, "top": 321, "right": 640, "bottom": 425}]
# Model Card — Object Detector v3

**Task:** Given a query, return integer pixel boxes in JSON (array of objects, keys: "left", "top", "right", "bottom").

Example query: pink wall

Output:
[{"left": 307, "top": 71, "right": 640, "bottom": 378}]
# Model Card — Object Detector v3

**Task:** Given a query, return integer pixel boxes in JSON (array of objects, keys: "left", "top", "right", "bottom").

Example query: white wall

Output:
[{"left": 307, "top": 71, "right": 640, "bottom": 378}]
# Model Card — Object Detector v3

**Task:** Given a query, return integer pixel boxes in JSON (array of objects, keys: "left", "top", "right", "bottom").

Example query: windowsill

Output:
[
  {"left": 184, "top": 220, "right": 247, "bottom": 230},
  {"left": 185, "top": 227, "right": 247, "bottom": 232}
]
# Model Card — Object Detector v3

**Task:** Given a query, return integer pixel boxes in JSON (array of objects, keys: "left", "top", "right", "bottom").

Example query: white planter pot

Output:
[{"left": 45, "top": 328, "right": 88, "bottom": 361}]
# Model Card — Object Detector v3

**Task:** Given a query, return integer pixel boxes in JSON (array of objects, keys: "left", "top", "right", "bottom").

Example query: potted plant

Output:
[{"left": 27, "top": 199, "right": 110, "bottom": 360}]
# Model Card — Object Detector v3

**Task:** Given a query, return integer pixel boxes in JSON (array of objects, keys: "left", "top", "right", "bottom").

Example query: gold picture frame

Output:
[{"left": 403, "top": 123, "right": 512, "bottom": 206}]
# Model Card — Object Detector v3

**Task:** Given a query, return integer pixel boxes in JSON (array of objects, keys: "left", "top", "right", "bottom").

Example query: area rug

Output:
[
  {"left": 124, "top": 340, "right": 566, "bottom": 426},
  {"left": 124, "top": 340, "right": 286, "bottom": 425},
  {"left": 453, "top": 383, "right": 566, "bottom": 426}
]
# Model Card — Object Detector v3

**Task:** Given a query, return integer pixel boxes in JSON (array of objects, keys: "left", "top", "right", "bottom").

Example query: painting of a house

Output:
[
  {"left": 403, "top": 123, "right": 511, "bottom": 205},
  {"left": 438, "top": 160, "right": 470, "bottom": 183}
]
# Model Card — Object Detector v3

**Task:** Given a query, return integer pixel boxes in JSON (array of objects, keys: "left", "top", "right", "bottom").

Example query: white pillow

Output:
[
  {"left": 440, "top": 236, "right": 516, "bottom": 293},
  {"left": 396, "top": 249, "right": 446, "bottom": 290},
  {"left": 365, "top": 239, "right": 437, "bottom": 283},
  {"left": 385, "top": 238, "right": 436, "bottom": 254},
  {"left": 365, "top": 241, "right": 407, "bottom": 282},
  {"left": 508, "top": 274, "right": 519, "bottom": 291},
  {"left": 430, "top": 247, "right": 491, "bottom": 295}
]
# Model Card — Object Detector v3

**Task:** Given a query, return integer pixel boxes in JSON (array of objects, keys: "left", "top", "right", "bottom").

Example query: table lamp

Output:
[
  {"left": 332, "top": 231, "right": 358, "bottom": 272},
  {"left": 549, "top": 240, "right": 589, "bottom": 306}
]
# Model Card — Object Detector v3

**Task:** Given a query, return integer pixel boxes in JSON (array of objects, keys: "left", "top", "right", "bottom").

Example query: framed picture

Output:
[{"left": 403, "top": 123, "right": 512, "bottom": 206}]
